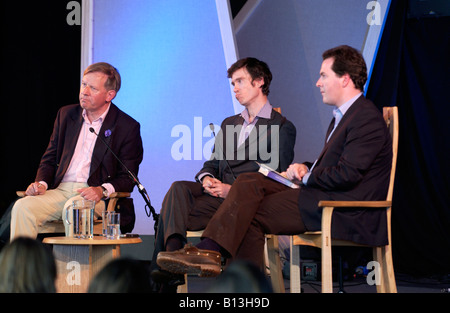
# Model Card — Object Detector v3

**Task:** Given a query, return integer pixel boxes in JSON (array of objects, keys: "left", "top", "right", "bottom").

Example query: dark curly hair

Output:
[
  {"left": 322, "top": 45, "right": 367, "bottom": 91},
  {"left": 227, "top": 57, "right": 272, "bottom": 95}
]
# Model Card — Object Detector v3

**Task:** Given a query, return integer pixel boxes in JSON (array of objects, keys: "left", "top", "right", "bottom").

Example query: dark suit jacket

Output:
[
  {"left": 196, "top": 109, "right": 296, "bottom": 185},
  {"left": 35, "top": 103, "right": 144, "bottom": 232},
  {"left": 298, "top": 96, "right": 392, "bottom": 246}
]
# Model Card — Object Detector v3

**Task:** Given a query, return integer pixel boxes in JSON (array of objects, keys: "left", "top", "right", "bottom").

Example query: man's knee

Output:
[
  {"left": 160, "top": 181, "right": 188, "bottom": 216},
  {"left": 164, "top": 181, "right": 198, "bottom": 206},
  {"left": 10, "top": 198, "right": 38, "bottom": 233},
  {"left": 234, "top": 172, "right": 264, "bottom": 184},
  {"left": 11, "top": 197, "right": 33, "bottom": 218},
  {"left": 170, "top": 180, "right": 187, "bottom": 192}
]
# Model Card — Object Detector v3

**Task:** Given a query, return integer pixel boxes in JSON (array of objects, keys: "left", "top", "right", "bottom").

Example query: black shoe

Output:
[
  {"left": 151, "top": 269, "right": 185, "bottom": 293},
  {"left": 151, "top": 268, "right": 185, "bottom": 285}
]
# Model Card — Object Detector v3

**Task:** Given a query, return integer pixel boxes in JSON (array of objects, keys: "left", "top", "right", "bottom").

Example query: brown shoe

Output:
[{"left": 157, "top": 243, "right": 221, "bottom": 277}]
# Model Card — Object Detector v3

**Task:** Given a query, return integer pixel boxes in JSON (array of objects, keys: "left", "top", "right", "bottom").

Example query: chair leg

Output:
[
  {"left": 321, "top": 239, "right": 333, "bottom": 293},
  {"left": 373, "top": 246, "right": 397, "bottom": 293},
  {"left": 177, "top": 274, "right": 188, "bottom": 293},
  {"left": 380, "top": 245, "right": 397, "bottom": 293},
  {"left": 290, "top": 236, "right": 301, "bottom": 293},
  {"left": 321, "top": 207, "right": 334, "bottom": 293},
  {"left": 266, "top": 235, "right": 285, "bottom": 293}
]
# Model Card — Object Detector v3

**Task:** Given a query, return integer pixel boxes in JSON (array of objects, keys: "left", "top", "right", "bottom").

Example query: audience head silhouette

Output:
[
  {"left": 0, "top": 237, "right": 56, "bottom": 293},
  {"left": 88, "top": 257, "right": 152, "bottom": 293}
]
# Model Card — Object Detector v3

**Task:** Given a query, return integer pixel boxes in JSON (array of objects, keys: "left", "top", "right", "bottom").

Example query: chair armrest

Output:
[
  {"left": 319, "top": 200, "right": 393, "bottom": 250},
  {"left": 16, "top": 191, "right": 131, "bottom": 199},
  {"left": 109, "top": 192, "right": 131, "bottom": 198},
  {"left": 318, "top": 200, "right": 392, "bottom": 208},
  {"left": 106, "top": 192, "right": 131, "bottom": 212},
  {"left": 17, "top": 190, "right": 131, "bottom": 213}
]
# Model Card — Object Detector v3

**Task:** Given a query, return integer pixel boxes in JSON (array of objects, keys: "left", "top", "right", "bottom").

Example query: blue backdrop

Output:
[{"left": 91, "top": 0, "right": 237, "bottom": 234}]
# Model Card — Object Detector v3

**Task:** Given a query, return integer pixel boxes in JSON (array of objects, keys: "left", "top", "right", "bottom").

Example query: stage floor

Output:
[{"left": 185, "top": 272, "right": 449, "bottom": 293}]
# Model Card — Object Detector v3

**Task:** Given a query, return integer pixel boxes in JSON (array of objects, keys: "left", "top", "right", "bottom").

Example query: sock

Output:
[
  {"left": 196, "top": 238, "right": 222, "bottom": 252},
  {"left": 165, "top": 234, "right": 184, "bottom": 252}
]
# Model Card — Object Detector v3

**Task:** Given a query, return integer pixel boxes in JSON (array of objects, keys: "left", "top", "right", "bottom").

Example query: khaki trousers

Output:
[{"left": 10, "top": 182, "right": 105, "bottom": 240}]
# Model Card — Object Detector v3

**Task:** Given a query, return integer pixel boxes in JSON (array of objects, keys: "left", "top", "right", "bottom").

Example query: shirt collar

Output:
[
  {"left": 82, "top": 104, "right": 111, "bottom": 124},
  {"left": 336, "top": 92, "right": 362, "bottom": 117},
  {"left": 240, "top": 101, "right": 273, "bottom": 123}
]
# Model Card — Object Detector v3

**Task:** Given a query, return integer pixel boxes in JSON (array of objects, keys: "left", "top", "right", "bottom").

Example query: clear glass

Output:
[{"left": 106, "top": 212, "right": 120, "bottom": 239}]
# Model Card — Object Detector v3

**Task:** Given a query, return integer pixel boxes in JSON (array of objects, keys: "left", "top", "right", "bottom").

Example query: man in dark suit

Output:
[
  {"left": 9, "top": 62, "right": 143, "bottom": 239},
  {"left": 156, "top": 45, "right": 392, "bottom": 275},
  {"left": 150, "top": 58, "right": 296, "bottom": 290}
]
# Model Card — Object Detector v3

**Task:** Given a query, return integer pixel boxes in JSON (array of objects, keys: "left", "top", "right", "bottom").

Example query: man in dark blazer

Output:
[
  {"left": 10, "top": 62, "right": 143, "bottom": 239},
  {"left": 150, "top": 58, "right": 296, "bottom": 290},
  {"left": 156, "top": 46, "right": 392, "bottom": 275}
]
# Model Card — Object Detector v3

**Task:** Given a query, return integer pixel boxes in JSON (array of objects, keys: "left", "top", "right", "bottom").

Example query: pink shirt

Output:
[{"left": 58, "top": 105, "right": 114, "bottom": 196}]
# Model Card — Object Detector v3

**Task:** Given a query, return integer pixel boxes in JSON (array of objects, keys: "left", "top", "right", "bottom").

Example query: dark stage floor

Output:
[{"left": 185, "top": 272, "right": 449, "bottom": 293}]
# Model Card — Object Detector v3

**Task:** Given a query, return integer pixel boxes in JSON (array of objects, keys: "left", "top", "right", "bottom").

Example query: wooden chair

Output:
[
  {"left": 268, "top": 106, "right": 399, "bottom": 293},
  {"left": 15, "top": 191, "right": 130, "bottom": 235}
]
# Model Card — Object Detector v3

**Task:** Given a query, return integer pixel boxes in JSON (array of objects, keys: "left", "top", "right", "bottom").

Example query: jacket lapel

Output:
[
  {"left": 314, "top": 95, "right": 364, "bottom": 167},
  {"left": 313, "top": 118, "right": 335, "bottom": 165}
]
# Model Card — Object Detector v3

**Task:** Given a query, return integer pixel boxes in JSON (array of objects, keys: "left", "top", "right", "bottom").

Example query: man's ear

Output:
[
  {"left": 106, "top": 89, "right": 117, "bottom": 102},
  {"left": 253, "top": 77, "right": 264, "bottom": 89},
  {"left": 341, "top": 73, "right": 352, "bottom": 88}
]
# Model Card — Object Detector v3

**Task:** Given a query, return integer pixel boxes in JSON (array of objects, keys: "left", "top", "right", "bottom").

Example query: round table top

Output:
[{"left": 42, "top": 235, "right": 142, "bottom": 245}]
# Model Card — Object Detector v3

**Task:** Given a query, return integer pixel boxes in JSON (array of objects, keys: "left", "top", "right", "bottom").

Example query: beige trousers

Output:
[{"left": 10, "top": 182, "right": 105, "bottom": 240}]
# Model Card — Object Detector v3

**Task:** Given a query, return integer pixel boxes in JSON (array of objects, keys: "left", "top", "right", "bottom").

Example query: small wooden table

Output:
[{"left": 43, "top": 235, "right": 142, "bottom": 293}]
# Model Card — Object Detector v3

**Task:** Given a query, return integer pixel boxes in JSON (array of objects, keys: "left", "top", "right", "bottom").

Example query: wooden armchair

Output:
[
  {"left": 15, "top": 191, "right": 130, "bottom": 235},
  {"left": 267, "top": 106, "right": 399, "bottom": 293}
]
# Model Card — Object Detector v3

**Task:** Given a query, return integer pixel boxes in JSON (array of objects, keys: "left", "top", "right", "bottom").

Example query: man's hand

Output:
[
  {"left": 77, "top": 186, "right": 104, "bottom": 203},
  {"left": 202, "top": 176, "right": 231, "bottom": 198},
  {"left": 285, "top": 163, "right": 309, "bottom": 184},
  {"left": 25, "top": 182, "right": 47, "bottom": 196}
]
